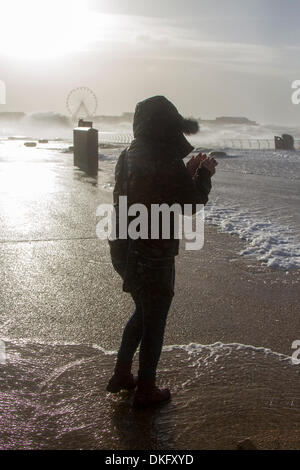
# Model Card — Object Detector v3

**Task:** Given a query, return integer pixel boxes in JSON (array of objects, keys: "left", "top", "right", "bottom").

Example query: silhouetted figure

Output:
[{"left": 106, "top": 96, "right": 217, "bottom": 407}]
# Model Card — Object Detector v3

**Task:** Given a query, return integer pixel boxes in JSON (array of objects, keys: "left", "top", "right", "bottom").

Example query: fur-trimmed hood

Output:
[{"left": 132, "top": 95, "right": 199, "bottom": 159}]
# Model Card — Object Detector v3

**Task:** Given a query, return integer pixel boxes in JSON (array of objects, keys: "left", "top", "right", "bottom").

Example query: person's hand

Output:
[
  {"left": 186, "top": 153, "right": 207, "bottom": 177},
  {"left": 200, "top": 156, "right": 218, "bottom": 176}
]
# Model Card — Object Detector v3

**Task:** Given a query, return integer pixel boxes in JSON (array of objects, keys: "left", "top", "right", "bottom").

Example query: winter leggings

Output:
[{"left": 112, "top": 255, "right": 175, "bottom": 381}]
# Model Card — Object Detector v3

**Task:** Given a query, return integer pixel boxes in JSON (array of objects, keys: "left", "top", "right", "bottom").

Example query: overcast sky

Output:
[{"left": 1, "top": 0, "right": 300, "bottom": 124}]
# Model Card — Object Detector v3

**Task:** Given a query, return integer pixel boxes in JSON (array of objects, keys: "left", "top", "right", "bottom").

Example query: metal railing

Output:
[
  {"left": 98, "top": 133, "right": 300, "bottom": 150},
  {"left": 99, "top": 132, "right": 133, "bottom": 144},
  {"left": 221, "top": 139, "right": 300, "bottom": 150}
]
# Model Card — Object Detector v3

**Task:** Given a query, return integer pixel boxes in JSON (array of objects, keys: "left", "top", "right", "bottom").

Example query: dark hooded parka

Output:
[{"left": 109, "top": 95, "right": 212, "bottom": 264}]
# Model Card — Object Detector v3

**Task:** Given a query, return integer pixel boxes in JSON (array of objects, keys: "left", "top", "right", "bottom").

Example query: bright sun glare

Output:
[{"left": 0, "top": 0, "right": 97, "bottom": 58}]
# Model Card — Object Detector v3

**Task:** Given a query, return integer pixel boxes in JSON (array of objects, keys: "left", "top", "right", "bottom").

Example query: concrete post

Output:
[{"left": 73, "top": 121, "right": 98, "bottom": 175}]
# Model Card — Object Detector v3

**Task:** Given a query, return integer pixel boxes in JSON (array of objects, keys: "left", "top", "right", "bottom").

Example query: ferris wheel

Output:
[{"left": 66, "top": 87, "right": 98, "bottom": 122}]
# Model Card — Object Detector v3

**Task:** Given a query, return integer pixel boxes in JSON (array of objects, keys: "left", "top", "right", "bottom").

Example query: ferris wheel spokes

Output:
[{"left": 66, "top": 87, "right": 98, "bottom": 123}]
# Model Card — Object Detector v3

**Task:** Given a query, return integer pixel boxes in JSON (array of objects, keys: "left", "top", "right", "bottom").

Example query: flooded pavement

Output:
[{"left": 0, "top": 139, "right": 300, "bottom": 450}]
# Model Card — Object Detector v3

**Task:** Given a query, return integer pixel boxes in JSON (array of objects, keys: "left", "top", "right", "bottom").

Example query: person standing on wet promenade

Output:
[{"left": 106, "top": 96, "right": 217, "bottom": 407}]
